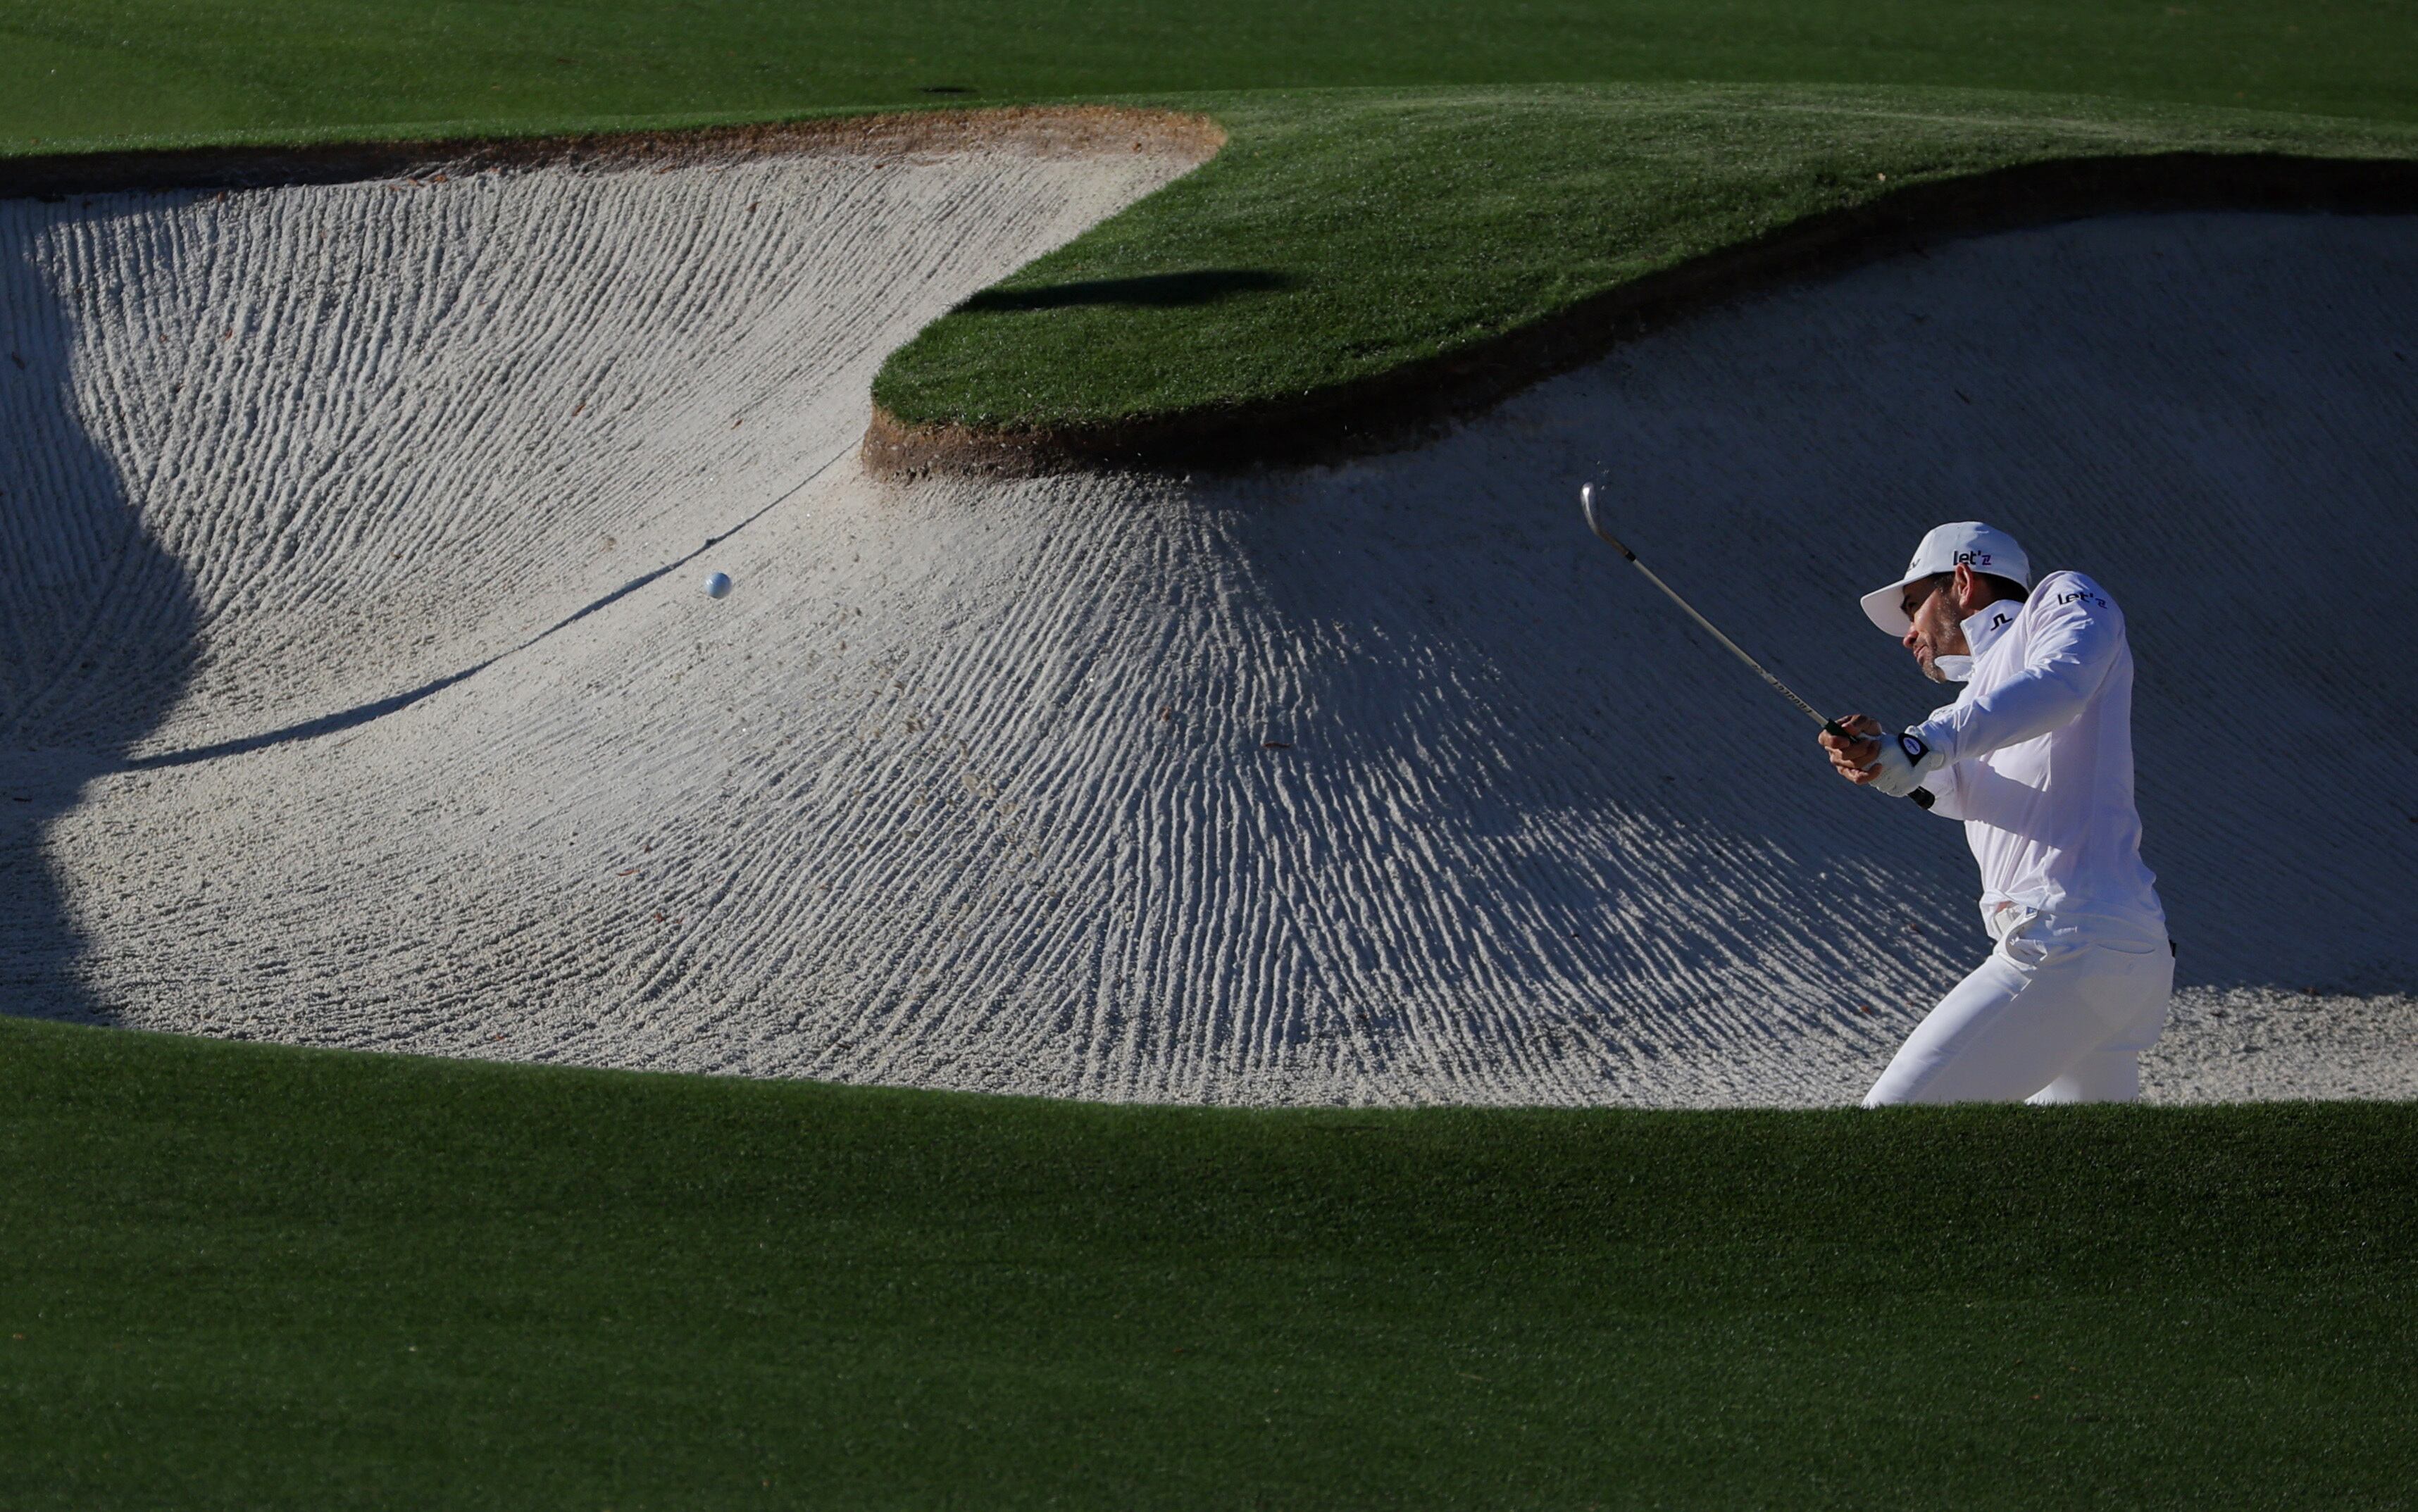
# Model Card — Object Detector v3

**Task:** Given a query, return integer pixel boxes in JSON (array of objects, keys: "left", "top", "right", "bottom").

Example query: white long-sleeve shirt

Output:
[{"left": 1909, "top": 570, "right": 2167, "bottom": 949}]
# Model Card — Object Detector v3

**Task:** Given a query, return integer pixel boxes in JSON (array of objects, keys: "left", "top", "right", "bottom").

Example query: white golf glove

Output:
[{"left": 1864, "top": 728, "right": 1945, "bottom": 798}]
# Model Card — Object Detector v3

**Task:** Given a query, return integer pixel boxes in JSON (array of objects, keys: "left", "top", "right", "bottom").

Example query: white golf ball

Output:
[{"left": 704, "top": 571, "right": 733, "bottom": 599}]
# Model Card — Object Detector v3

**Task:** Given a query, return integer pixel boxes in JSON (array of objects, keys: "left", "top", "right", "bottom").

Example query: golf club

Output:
[{"left": 1580, "top": 482, "right": 1933, "bottom": 808}]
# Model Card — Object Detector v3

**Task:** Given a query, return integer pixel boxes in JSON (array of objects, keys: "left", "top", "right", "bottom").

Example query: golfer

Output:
[{"left": 1819, "top": 523, "right": 2172, "bottom": 1106}]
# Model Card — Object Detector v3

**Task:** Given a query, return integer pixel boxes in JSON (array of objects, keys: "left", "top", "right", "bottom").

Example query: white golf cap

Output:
[{"left": 1859, "top": 522, "right": 2031, "bottom": 635}]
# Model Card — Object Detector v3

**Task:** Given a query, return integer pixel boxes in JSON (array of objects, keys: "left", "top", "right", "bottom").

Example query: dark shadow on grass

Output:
[{"left": 960, "top": 268, "right": 1295, "bottom": 313}]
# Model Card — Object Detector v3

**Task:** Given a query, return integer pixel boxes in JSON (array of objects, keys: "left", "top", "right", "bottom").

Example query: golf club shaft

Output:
[
  {"left": 1581, "top": 485, "right": 1933, "bottom": 807},
  {"left": 1581, "top": 492, "right": 1838, "bottom": 735},
  {"left": 1627, "top": 554, "right": 1836, "bottom": 731}
]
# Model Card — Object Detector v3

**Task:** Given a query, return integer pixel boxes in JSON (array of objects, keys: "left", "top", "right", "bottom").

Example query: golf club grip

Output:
[{"left": 1824, "top": 719, "right": 1934, "bottom": 808}]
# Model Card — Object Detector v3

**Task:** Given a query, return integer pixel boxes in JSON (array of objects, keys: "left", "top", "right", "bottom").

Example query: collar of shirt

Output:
[
  {"left": 1930, "top": 603, "right": 2019, "bottom": 683},
  {"left": 1963, "top": 600, "right": 2021, "bottom": 658}
]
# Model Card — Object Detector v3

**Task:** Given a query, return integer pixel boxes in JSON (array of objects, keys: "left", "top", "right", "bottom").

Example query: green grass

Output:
[
  {"left": 8, "top": 4, "right": 2418, "bottom": 437},
  {"left": 871, "top": 84, "right": 2418, "bottom": 432},
  {"left": 6, "top": 1015, "right": 2414, "bottom": 1508},
  {"left": 6, "top": 1, "right": 2417, "bottom": 153}
]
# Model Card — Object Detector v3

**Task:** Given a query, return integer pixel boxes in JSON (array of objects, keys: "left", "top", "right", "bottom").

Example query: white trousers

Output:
[{"left": 1863, "top": 908, "right": 2172, "bottom": 1107}]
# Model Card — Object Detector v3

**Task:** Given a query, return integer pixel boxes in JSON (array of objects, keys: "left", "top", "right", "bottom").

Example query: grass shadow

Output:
[{"left": 959, "top": 268, "right": 1295, "bottom": 313}]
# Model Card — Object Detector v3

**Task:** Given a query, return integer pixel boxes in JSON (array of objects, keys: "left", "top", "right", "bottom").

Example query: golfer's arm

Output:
[{"left": 1911, "top": 598, "right": 2120, "bottom": 763}]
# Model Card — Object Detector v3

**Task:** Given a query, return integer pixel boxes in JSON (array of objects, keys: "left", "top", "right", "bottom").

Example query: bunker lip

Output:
[
  {"left": 0, "top": 106, "right": 1227, "bottom": 200},
  {"left": 864, "top": 151, "right": 2418, "bottom": 480}
]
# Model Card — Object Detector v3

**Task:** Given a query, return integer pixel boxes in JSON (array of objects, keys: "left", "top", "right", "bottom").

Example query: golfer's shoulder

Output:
[{"left": 2026, "top": 570, "right": 2123, "bottom": 627}]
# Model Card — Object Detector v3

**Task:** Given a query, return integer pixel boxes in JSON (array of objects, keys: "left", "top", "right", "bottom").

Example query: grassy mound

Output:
[
  {"left": 11, "top": 4, "right": 2418, "bottom": 450},
  {"left": 6, "top": 1016, "right": 2414, "bottom": 1507},
  {"left": 870, "top": 84, "right": 2418, "bottom": 443}
]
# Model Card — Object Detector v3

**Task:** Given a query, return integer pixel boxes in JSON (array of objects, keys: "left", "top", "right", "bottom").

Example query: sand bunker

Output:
[{"left": 4, "top": 145, "right": 2412, "bottom": 1104}]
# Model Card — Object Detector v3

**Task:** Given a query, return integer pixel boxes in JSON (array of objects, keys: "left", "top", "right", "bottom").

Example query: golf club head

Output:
[{"left": 1579, "top": 482, "right": 1631, "bottom": 556}]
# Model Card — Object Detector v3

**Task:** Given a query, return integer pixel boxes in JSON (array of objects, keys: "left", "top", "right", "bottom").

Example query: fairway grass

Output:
[
  {"left": 5, "top": 1016, "right": 2413, "bottom": 1508},
  {"left": 8, "top": 0, "right": 2417, "bottom": 153}
]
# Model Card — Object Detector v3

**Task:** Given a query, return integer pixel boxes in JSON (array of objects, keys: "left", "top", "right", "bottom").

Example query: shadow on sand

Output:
[{"left": 0, "top": 213, "right": 199, "bottom": 1026}]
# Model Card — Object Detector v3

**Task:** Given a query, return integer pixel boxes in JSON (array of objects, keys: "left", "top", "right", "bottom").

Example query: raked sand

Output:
[{"left": 3, "top": 138, "right": 2412, "bottom": 1104}]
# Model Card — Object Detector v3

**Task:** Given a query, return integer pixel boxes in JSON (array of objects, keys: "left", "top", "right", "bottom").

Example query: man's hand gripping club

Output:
[{"left": 1820, "top": 715, "right": 1946, "bottom": 799}]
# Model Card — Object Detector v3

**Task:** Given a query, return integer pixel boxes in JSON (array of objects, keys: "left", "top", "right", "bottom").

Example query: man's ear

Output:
[{"left": 1950, "top": 561, "right": 1981, "bottom": 616}]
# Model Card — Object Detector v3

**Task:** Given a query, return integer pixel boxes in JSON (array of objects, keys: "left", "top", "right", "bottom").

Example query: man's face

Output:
[{"left": 1900, "top": 573, "right": 1969, "bottom": 684}]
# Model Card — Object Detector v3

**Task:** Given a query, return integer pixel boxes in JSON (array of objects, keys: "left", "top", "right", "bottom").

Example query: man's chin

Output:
[{"left": 1915, "top": 653, "right": 1949, "bottom": 685}]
